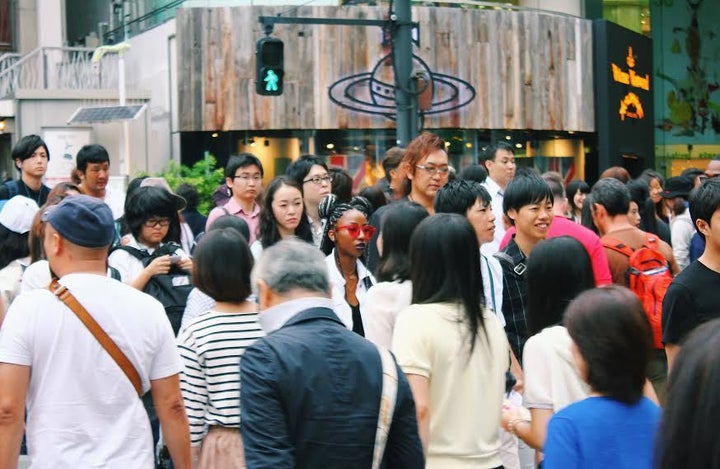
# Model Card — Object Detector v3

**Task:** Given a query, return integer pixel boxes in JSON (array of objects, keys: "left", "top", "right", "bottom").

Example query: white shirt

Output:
[
  {"left": 480, "top": 252, "right": 505, "bottom": 326},
  {"left": 103, "top": 186, "right": 126, "bottom": 220},
  {"left": 108, "top": 237, "right": 187, "bottom": 283},
  {"left": 258, "top": 296, "right": 335, "bottom": 333},
  {"left": 21, "top": 259, "right": 119, "bottom": 294},
  {"left": 0, "top": 273, "right": 181, "bottom": 469},
  {"left": 669, "top": 210, "right": 695, "bottom": 271},
  {"left": 325, "top": 250, "right": 376, "bottom": 330},
  {"left": 481, "top": 177, "right": 506, "bottom": 256},
  {"left": 363, "top": 280, "right": 412, "bottom": 349}
]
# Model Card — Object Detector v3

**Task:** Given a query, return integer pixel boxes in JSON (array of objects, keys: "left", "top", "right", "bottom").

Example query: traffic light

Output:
[{"left": 256, "top": 38, "right": 284, "bottom": 96}]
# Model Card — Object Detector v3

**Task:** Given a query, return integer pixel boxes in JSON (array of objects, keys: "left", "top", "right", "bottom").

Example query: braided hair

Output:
[{"left": 318, "top": 193, "right": 373, "bottom": 255}]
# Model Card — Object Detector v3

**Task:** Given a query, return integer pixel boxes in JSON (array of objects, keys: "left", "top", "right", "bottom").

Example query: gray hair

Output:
[{"left": 252, "top": 238, "right": 330, "bottom": 295}]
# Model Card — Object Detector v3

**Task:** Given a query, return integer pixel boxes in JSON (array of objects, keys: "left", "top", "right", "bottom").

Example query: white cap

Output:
[{"left": 0, "top": 195, "right": 40, "bottom": 234}]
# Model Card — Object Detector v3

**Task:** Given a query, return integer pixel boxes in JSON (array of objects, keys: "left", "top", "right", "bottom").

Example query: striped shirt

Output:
[{"left": 178, "top": 310, "right": 264, "bottom": 446}]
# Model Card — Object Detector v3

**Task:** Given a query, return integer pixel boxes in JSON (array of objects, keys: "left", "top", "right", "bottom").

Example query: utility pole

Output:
[{"left": 392, "top": 0, "right": 417, "bottom": 147}]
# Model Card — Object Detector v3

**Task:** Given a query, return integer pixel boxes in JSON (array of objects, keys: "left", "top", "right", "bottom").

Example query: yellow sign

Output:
[{"left": 611, "top": 47, "right": 650, "bottom": 121}]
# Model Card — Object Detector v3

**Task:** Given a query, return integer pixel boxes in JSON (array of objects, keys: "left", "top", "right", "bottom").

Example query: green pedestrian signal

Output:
[
  {"left": 263, "top": 69, "right": 280, "bottom": 92},
  {"left": 256, "top": 38, "right": 284, "bottom": 96}
]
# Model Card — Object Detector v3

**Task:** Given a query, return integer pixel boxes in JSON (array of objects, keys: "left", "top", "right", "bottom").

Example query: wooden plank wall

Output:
[{"left": 176, "top": 5, "right": 594, "bottom": 132}]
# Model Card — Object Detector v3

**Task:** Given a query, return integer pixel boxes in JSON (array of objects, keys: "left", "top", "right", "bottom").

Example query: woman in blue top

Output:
[{"left": 543, "top": 286, "right": 661, "bottom": 469}]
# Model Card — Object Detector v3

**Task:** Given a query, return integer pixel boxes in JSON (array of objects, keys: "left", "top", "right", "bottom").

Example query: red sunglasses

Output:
[{"left": 335, "top": 223, "right": 376, "bottom": 239}]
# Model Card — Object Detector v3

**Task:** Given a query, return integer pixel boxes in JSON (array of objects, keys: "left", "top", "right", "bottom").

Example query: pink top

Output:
[
  {"left": 205, "top": 198, "right": 261, "bottom": 244},
  {"left": 499, "top": 216, "right": 612, "bottom": 286}
]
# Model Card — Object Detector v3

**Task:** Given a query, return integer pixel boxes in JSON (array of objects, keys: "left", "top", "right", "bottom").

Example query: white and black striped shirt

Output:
[{"left": 178, "top": 311, "right": 264, "bottom": 445}]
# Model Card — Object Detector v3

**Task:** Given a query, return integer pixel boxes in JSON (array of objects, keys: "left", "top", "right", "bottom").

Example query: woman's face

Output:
[
  {"left": 139, "top": 216, "right": 170, "bottom": 247},
  {"left": 628, "top": 201, "right": 641, "bottom": 228},
  {"left": 271, "top": 184, "right": 304, "bottom": 236},
  {"left": 573, "top": 190, "right": 587, "bottom": 213},
  {"left": 331, "top": 209, "right": 374, "bottom": 259},
  {"left": 649, "top": 178, "right": 663, "bottom": 204}
]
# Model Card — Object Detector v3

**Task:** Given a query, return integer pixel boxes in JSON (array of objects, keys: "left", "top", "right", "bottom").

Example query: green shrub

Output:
[{"left": 154, "top": 155, "right": 224, "bottom": 215}]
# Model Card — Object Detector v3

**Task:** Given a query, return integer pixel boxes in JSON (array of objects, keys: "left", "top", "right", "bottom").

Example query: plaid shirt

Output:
[{"left": 495, "top": 237, "right": 529, "bottom": 363}]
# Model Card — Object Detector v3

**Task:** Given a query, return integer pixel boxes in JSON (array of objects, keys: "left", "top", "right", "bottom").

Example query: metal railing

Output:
[{"left": 0, "top": 47, "right": 119, "bottom": 98}]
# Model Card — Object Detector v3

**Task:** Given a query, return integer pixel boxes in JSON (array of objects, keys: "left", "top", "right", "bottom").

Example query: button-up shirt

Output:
[
  {"left": 481, "top": 176, "right": 506, "bottom": 256},
  {"left": 206, "top": 198, "right": 261, "bottom": 244}
]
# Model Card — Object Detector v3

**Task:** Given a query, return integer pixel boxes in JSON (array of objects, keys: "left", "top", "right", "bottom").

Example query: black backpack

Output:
[{"left": 115, "top": 242, "right": 192, "bottom": 336}]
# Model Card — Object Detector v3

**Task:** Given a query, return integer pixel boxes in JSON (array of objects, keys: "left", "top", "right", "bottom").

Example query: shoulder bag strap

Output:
[
  {"left": 48, "top": 279, "right": 143, "bottom": 397},
  {"left": 371, "top": 345, "right": 399, "bottom": 469}
]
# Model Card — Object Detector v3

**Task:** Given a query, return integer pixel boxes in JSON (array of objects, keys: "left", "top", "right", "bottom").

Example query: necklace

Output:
[{"left": 334, "top": 249, "right": 358, "bottom": 281}]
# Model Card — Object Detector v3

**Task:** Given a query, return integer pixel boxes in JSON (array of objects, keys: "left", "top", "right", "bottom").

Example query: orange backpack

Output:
[{"left": 602, "top": 234, "right": 672, "bottom": 350}]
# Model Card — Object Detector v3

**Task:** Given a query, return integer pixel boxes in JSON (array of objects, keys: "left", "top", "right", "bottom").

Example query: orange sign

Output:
[{"left": 611, "top": 47, "right": 650, "bottom": 121}]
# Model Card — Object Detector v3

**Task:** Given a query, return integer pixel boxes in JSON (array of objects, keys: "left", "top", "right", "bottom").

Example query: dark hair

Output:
[
  {"left": 689, "top": 178, "right": 720, "bottom": 241},
  {"left": 567, "top": 179, "right": 590, "bottom": 216},
  {"left": 410, "top": 214, "right": 486, "bottom": 353},
  {"left": 591, "top": 178, "right": 631, "bottom": 216},
  {"left": 192, "top": 228, "right": 253, "bottom": 303},
  {"left": 458, "top": 164, "right": 488, "bottom": 184},
  {"left": 125, "top": 186, "right": 181, "bottom": 243},
  {"left": 564, "top": 286, "right": 652, "bottom": 404},
  {"left": 285, "top": 154, "right": 328, "bottom": 185},
  {"left": 382, "top": 147, "right": 405, "bottom": 183},
  {"left": 580, "top": 194, "right": 599, "bottom": 234},
  {"left": 627, "top": 178, "right": 662, "bottom": 236},
  {"left": 208, "top": 214, "right": 250, "bottom": 241},
  {"left": 656, "top": 319, "right": 720, "bottom": 469},
  {"left": 11, "top": 134, "right": 50, "bottom": 164},
  {"left": 502, "top": 172, "right": 554, "bottom": 220},
  {"left": 329, "top": 167, "right": 353, "bottom": 203},
  {"left": 375, "top": 202, "right": 428, "bottom": 282},
  {"left": 318, "top": 193, "right": 373, "bottom": 255},
  {"left": 225, "top": 153, "right": 264, "bottom": 179},
  {"left": 479, "top": 141, "right": 514, "bottom": 170},
  {"left": 542, "top": 172, "right": 566, "bottom": 200},
  {"left": 681, "top": 167, "right": 704, "bottom": 180},
  {"left": 258, "top": 176, "right": 313, "bottom": 248},
  {"left": 359, "top": 186, "right": 387, "bottom": 214},
  {"left": 401, "top": 132, "right": 446, "bottom": 178},
  {"left": 434, "top": 179, "right": 491, "bottom": 215},
  {"left": 639, "top": 169, "right": 667, "bottom": 223},
  {"left": 76, "top": 144, "right": 109, "bottom": 173},
  {"left": 176, "top": 183, "right": 200, "bottom": 212},
  {"left": 527, "top": 237, "right": 595, "bottom": 335},
  {"left": 117, "top": 176, "right": 150, "bottom": 237},
  {"left": 0, "top": 225, "right": 29, "bottom": 270}
]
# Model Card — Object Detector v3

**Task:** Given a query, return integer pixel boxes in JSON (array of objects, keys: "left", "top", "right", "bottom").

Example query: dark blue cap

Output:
[{"left": 42, "top": 194, "right": 115, "bottom": 247}]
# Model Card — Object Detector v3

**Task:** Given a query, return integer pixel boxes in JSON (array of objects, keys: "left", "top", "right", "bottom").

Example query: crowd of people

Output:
[{"left": 0, "top": 132, "right": 719, "bottom": 468}]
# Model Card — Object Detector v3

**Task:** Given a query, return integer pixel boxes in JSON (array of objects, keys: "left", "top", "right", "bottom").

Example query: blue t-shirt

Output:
[{"left": 543, "top": 396, "right": 660, "bottom": 469}]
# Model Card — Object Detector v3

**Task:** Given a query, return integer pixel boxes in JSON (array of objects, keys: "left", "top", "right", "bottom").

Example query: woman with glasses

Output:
[
  {"left": 109, "top": 185, "right": 192, "bottom": 290},
  {"left": 319, "top": 193, "right": 376, "bottom": 336},
  {"left": 392, "top": 214, "right": 509, "bottom": 468},
  {"left": 251, "top": 176, "right": 313, "bottom": 260}
]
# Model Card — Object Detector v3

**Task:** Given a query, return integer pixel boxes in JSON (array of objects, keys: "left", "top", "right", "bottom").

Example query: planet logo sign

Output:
[{"left": 328, "top": 53, "right": 476, "bottom": 119}]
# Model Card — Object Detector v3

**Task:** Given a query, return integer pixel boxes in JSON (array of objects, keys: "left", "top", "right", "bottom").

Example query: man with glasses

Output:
[
  {"left": 286, "top": 155, "right": 333, "bottom": 247},
  {"left": 206, "top": 153, "right": 264, "bottom": 244},
  {"left": 480, "top": 142, "right": 517, "bottom": 256},
  {"left": 366, "top": 132, "right": 450, "bottom": 272}
]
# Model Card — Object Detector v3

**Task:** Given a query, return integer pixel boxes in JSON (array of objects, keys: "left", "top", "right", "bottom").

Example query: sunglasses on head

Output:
[{"left": 335, "top": 223, "right": 376, "bottom": 239}]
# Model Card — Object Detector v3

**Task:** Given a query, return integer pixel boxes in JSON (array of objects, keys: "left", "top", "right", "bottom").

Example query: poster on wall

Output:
[
  {"left": 653, "top": 0, "right": 720, "bottom": 145},
  {"left": 42, "top": 127, "right": 93, "bottom": 188}
]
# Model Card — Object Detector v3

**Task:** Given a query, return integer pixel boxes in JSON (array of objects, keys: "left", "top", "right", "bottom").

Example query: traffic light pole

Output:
[
  {"left": 259, "top": 6, "right": 420, "bottom": 146},
  {"left": 392, "top": 0, "right": 416, "bottom": 147}
]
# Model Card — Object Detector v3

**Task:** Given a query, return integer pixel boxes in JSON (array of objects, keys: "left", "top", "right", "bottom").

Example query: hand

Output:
[
  {"left": 178, "top": 257, "right": 193, "bottom": 273},
  {"left": 146, "top": 255, "right": 172, "bottom": 277},
  {"left": 501, "top": 403, "right": 527, "bottom": 432}
]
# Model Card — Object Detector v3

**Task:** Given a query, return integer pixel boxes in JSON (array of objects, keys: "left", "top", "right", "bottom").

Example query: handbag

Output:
[{"left": 48, "top": 279, "right": 143, "bottom": 397}]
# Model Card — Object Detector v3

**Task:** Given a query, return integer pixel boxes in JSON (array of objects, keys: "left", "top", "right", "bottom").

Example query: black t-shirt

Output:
[
  {"left": 0, "top": 179, "right": 50, "bottom": 206},
  {"left": 662, "top": 260, "right": 720, "bottom": 345}
]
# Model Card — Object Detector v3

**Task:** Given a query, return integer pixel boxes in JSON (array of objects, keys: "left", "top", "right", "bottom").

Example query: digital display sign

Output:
[{"left": 593, "top": 20, "right": 654, "bottom": 178}]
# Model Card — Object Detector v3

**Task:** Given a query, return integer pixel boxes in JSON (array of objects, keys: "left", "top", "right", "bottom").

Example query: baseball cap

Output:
[
  {"left": 41, "top": 194, "right": 115, "bottom": 247},
  {"left": 0, "top": 195, "right": 39, "bottom": 234}
]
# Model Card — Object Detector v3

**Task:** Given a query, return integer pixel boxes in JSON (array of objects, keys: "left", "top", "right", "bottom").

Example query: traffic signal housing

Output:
[{"left": 256, "top": 38, "right": 284, "bottom": 96}]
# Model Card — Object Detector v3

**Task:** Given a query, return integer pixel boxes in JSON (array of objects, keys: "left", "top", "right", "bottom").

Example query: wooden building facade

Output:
[{"left": 176, "top": 5, "right": 594, "bottom": 133}]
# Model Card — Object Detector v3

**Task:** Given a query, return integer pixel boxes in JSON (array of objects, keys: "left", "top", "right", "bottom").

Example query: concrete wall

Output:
[{"left": 125, "top": 19, "right": 177, "bottom": 174}]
